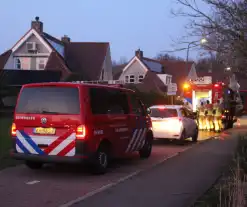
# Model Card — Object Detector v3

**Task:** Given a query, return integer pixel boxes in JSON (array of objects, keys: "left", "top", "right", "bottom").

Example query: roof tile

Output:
[{"left": 64, "top": 42, "right": 109, "bottom": 80}]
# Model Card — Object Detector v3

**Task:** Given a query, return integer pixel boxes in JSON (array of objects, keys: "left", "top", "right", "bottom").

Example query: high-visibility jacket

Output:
[
  {"left": 213, "top": 103, "right": 223, "bottom": 117},
  {"left": 205, "top": 104, "right": 213, "bottom": 115},
  {"left": 198, "top": 106, "right": 205, "bottom": 116}
]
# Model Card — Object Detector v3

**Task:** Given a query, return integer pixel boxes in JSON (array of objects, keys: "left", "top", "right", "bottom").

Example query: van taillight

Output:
[
  {"left": 76, "top": 125, "right": 86, "bottom": 139},
  {"left": 11, "top": 123, "right": 16, "bottom": 136}
]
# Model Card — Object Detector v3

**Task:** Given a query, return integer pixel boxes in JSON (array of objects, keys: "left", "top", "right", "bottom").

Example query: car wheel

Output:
[
  {"left": 91, "top": 144, "right": 110, "bottom": 174},
  {"left": 178, "top": 130, "right": 186, "bottom": 145},
  {"left": 192, "top": 128, "right": 198, "bottom": 142},
  {"left": 25, "top": 161, "right": 43, "bottom": 170},
  {"left": 139, "top": 134, "right": 153, "bottom": 159}
]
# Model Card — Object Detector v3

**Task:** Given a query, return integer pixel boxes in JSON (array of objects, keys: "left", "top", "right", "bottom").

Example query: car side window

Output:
[
  {"left": 89, "top": 88, "right": 129, "bottom": 115},
  {"left": 129, "top": 94, "right": 145, "bottom": 116}
]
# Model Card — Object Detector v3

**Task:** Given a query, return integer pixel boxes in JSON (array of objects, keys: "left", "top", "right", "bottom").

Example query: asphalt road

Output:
[{"left": 0, "top": 131, "right": 216, "bottom": 207}]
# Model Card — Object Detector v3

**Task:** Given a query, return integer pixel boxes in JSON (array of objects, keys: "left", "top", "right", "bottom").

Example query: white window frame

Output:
[
  {"left": 166, "top": 75, "right": 172, "bottom": 84},
  {"left": 36, "top": 58, "right": 46, "bottom": 70},
  {"left": 129, "top": 75, "right": 135, "bottom": 83},
  {"left": 125, "top": 75, "right": 129, "bottom": 83},
  {"left": 15, "top": 58, "right": 21, "bottom": 69},
  {"left": 138, "top": 75, "right": 144, "bottom": 83}
]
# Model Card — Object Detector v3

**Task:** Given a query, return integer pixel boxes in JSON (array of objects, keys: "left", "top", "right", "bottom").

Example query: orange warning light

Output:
[{"left": 183, "top": 83, "right": 190, "bottom": 89}]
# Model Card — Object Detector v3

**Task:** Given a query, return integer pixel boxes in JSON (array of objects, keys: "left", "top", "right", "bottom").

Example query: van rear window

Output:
[
  {"left": 16, "top": 87, "right": 80, "bottom": 114},
  {"left": 150, "top": 108, "right": 178, "bottom": 118}
]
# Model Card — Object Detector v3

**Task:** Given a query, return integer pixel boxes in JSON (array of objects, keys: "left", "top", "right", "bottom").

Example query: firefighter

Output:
[
  {"left": 213, "top": 99, "right": 224, "bottom": 132},
  {"left": 197, "top": 102, "right": 206, "bottom": 130},
  {"left": 205, "top": 100, "right": 214, "bottom": 131}
]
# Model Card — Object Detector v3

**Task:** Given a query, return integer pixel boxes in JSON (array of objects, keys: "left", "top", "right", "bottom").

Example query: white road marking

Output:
[{"left": 26, "top": 180, "right": 40, "bottom": 185}]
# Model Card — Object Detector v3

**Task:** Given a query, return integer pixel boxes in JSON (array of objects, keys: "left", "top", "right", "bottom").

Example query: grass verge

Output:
[
  {"left": 193, "top": 134, "right": 247, "bottom": 207},
  {"left": 0, "top": 117, "right": 22, "bottom": 170}
]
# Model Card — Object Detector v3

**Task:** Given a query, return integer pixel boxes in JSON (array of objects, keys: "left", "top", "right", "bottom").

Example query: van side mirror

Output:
[{"left": 147, "top": 108, "right": 151, "bottom": 115}]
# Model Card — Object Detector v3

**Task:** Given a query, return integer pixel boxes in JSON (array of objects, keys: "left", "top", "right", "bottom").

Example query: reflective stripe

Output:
[{"left": 125, "top": 128, "right": 147, "bottom": 153}]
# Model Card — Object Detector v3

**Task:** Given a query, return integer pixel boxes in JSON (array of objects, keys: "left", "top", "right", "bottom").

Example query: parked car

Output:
[
  {"left": 10, "top": 82, "right": 153, "bottom": 174},
  {"left": 148, "top": 105, "right": 198, "bottom": 142}
]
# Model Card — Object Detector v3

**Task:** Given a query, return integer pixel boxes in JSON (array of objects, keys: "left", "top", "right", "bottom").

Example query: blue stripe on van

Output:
[
  {"left": 19, "top": 131, "right": 45, "bottom": 155},
  {"left": 16, "top": 138, "right": 30, "bottom": 154}
]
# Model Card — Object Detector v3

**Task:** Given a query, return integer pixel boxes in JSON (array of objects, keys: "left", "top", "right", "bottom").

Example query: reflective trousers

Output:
[
  {"left": 198, "top": 115, "right": 206, "bottom": 130},
  {"left": 214, "top": 116, "right": 223, "bottom": 131},
  {"left": 206, "top": 115, "right": 214, "bottom": 130}
]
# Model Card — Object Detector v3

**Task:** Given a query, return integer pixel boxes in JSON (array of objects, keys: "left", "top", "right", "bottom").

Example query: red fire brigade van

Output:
[{"left": 10, "top": 82, "right": 153, "bottom": 174}]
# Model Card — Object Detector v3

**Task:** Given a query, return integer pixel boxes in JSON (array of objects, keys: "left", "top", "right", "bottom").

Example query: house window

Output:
[
  {"left": 15, "top": 58, "right": 21, "bottom": 69},
  {"left": 166, "top": 76, "right": 172, "bottom": 84},
  {"left": 138, "top": 75, "right": 144, "bottom": 82},
  {"left": 37, "top": 58, "right": 46, "bottom": 70},
  {"left": 129, "top": 75, "right": 135, "bottom": 83},
  {"left": 125, "top": 76, "right": 129, "bottom": 83}
]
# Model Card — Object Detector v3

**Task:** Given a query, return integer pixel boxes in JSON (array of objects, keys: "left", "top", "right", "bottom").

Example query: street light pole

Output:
[
  {"left": 186, "top": 38, "right": 207, "bottom": 79},
  {"left": 186, "top": 42, "right": 194, "bottom": 76}
]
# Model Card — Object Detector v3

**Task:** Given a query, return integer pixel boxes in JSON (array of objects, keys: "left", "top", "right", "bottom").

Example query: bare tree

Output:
[
  {"left": 112, "top": 56, "right": 128, "bottom": 66},
  {"left": 155, "top": 53, "right": 184, "bottom": 61},
  {"left": 173, "top": 0, "right": 247, "bottom": 71}
]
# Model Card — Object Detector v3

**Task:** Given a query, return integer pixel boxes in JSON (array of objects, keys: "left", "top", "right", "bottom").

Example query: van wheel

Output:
[
  {"left": 25, "top": 161, "right": 43, "bottom": 170},
  {"left": 91, "top": 144, "right": 110, "bottom": 174},
  {"left": 139, "top": 134, "right": 153, "bottom": 159}
]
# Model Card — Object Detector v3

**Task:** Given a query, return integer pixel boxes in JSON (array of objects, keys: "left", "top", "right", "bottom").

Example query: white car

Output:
[{"left": 149, "top": 105, "right": 198, "bottom": 142}]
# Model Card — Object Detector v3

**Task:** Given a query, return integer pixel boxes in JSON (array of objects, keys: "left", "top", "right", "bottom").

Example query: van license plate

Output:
[{"left": 34, "top": 127, "right": 56, "bottom": 135}]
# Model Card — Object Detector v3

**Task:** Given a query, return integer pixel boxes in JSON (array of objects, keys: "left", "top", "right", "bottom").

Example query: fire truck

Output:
[{"left": 183, "top": 75, "right": 243, "bottom": 129}]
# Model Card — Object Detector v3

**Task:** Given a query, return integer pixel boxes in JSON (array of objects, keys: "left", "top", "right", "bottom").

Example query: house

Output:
[
  {"left": 114, "top": 49, "right": 197, "bottom": 95},
  {"left": 114, "top": 49, "right": 173, "bottom": 93},
  {"left": 0, "top": 17, "right": 113, "bottom": 81},
  {"left": 159, "top": 59, "right": 197, "bottom": 94}
]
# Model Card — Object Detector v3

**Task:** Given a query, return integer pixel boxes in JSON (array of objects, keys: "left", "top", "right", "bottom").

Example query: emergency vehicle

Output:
[
  {"left": 10, "top": 81, "right": 153, "bottom": 174},
  {"left": 183, "top": 75, "right": 242, "bottom": 129},
  {"left": 183, "top": 76, "right": 223, "bottom": 112}
]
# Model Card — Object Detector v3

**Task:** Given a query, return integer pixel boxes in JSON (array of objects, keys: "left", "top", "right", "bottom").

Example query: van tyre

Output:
[
  {"left": 25, "top": 161, "right": 43, "bottom": 169},
  {"left": 139, "top": 134, "right": 153, "bottom": 159},
  {"left": 91, "top": 144, "right": 110, "bottom": 174}
]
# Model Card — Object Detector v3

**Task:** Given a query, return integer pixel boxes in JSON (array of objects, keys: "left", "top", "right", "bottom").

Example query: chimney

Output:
[
  {"left": 31, "top": 16, "right": 43, "bottom": 33},
  {"left": 61, "top": 35, "right": 70, "bottom": 43},
  {"left": 135, "top": 49, "right": 143, "bottom": 59}
]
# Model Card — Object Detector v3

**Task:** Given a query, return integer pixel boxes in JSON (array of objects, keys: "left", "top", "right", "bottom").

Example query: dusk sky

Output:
[{"left": 0, "top": 0, "right": 208, "bottom": 62}]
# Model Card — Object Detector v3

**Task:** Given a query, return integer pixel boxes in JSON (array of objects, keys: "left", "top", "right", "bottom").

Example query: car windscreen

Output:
[
  {"left": 150, "top": 108, "right": 178, "bottom": 118},
  {"left": 16, "top": 86, "right": 80, "bottom": 114}
]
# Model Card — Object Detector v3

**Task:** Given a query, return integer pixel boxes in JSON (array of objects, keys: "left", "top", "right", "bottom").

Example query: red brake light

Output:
[
  {"left": 11, "top": 123, "right": 16, "bottom": 136},
  {"left": 76, "top": 125, "right": 86, "bottom": 139},
  {"left": 214, "top": 84, "right": 219, "bottom": 87}
]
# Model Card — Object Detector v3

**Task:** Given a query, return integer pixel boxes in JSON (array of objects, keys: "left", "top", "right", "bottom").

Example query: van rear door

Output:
[{"left": 14, "top": 85, "right": 82, "bottom": 157}]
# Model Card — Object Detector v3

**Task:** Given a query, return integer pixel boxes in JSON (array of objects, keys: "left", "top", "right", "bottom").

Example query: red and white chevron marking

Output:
[{"left": 16, "top": 130, "right": 76, "bottom": 157}]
